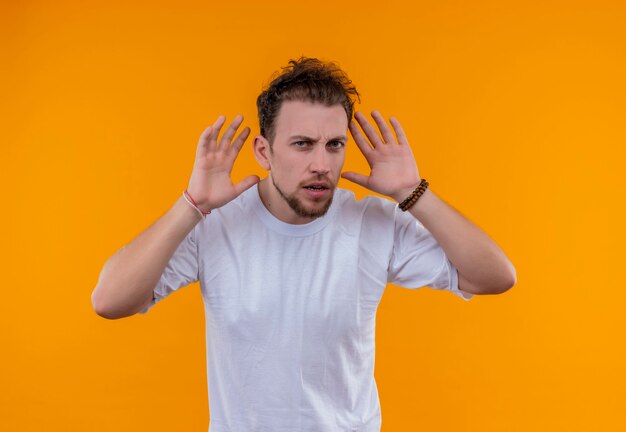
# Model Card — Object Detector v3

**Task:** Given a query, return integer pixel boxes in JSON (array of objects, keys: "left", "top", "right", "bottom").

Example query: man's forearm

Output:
[
  {"left": 91, "top": 194, "right": 203, "bottom": 319},
  {"left": 395, "top": 187, "right": 516, "bottom": 294}
]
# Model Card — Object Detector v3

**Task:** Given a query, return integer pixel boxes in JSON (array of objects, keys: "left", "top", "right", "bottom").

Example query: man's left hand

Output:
[{"left": 341, "top": 111, "right": 422, "bottom": 202}]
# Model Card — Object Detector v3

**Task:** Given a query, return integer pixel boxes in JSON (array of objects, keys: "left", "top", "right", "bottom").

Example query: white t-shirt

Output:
[{"left": 139, "top": 184, "right": 473, "bottom": 431}]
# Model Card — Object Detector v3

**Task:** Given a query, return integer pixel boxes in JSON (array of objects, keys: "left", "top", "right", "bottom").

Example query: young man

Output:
[{"left": 92, "top": 57, "right": 516, "bottom": 431}]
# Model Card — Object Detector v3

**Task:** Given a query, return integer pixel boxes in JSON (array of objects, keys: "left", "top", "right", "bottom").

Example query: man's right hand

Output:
[{"left": 186, "top": 114, "right": 260, "bottom": 213}]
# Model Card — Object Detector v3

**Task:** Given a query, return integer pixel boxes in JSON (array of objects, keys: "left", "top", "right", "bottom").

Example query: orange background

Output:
[{"left": 2, "top": 0, "right": 625, "bottom": 430}]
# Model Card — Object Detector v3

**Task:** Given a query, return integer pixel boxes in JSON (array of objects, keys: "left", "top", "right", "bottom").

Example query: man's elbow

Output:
[
  {"left": 492, "top": 268, "right": 517, "bottom": 294},
  {"left": 91, "top": 287, "right": 136, "bottom": 320},
  {"left": 92, "top": 290, "right": 117, "bottom": 319},
  {"left": 459, "top": 267, "right": 517, "bottom": 295}
]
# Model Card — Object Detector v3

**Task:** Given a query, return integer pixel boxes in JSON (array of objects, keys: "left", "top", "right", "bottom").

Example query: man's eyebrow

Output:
[{"left": 288, "top": 135, "right": 348, "bottom": 142}]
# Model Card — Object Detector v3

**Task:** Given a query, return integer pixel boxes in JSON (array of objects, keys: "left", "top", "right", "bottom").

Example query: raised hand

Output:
[
  {"left": 341, "top": 111, "right": 422, "bottom": 202},
  {"left": 186, "top": 114, "right": 260, "bottom": 213}
]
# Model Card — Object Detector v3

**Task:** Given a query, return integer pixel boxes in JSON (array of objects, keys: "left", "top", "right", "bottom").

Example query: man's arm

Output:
[
  {"left": 92, "top": 195, "right": 203, "bottom": 319},
  {"left": 341, "top": 110, "right": 516, "bottom": 296},
  {"left": 391, "top": 187, "right": 516, "bottom": 295},
  {"left": 91, "top": 114, "right": 259, "bottom": 319}
]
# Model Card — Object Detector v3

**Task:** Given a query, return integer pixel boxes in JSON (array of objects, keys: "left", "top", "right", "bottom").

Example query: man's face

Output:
[{"left": 265, "top": 100, "right": 348, "bottom": 223}]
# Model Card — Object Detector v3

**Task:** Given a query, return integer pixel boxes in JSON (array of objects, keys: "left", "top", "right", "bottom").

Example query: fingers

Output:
[
  {"left": 219, "top": 114, "right": 244, "bottom": 148},
  {"left": 234, "top": 175, "right": 260, "bottom": 196},
  {"left": 341, "top": 171, "right": 370, "bottom": 188},
  {"left": 230, "top": 126, "right": 251, "bottom": 154},
  {"left": 196, "top": 125, "right": 213, "bottom": 158},
  {"left": 348, "top": 120, "right": 375, "bottom": 162},
  {"left": 207, "top": 115, "right": 227, "bottom": 151},
  {"left": 199, "top": 114, "right": 250, "bottom": 156},
  {"left": 354, "top": 112, "right": 385, "bottom": 147},
  {"left": 370, "top": 111, "right": 396, "bottom": 144},
  {"left": 389, "top": 116, "right": 408, "bottom": 145}
]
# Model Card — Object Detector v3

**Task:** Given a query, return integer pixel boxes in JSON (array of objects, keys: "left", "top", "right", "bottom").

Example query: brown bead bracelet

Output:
[{"left": 398, "top": 179, "right": 429, "bottom": 211}]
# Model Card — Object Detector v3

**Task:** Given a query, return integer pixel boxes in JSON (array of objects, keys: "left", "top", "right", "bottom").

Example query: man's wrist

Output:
[
  {"left": 180, "top": 194, "right": 205, "bottom": 222},
  {"left": 183, "top": 190, "right": 212, "bottom": 218},
  {"left": 391, "top": 183, "right": 422, "bottom": 203}
]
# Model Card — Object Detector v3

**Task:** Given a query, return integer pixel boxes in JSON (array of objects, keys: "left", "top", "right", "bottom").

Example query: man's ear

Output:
[{"left": 253, "top": 134, "right": 271, "bottom": 171}]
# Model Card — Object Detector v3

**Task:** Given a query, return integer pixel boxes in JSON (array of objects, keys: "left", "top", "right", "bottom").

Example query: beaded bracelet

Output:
[
  {"left": 183, "top": 190, "right": 211, "bottom": 218},
  {"left": 398, "top": 179, "right": 429, "bottom": 211}
]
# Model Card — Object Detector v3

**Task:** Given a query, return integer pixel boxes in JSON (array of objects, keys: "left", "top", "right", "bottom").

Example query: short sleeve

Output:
[
  {"left": 137, "top": 225, "right": 200, "bottom": 314},
  {"left": 387, "top": 207, "right": 473, "bottom": 301}
]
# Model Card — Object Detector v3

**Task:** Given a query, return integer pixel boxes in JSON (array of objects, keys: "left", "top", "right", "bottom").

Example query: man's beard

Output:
[{"left": 271, "top": 175, "right": 335, "bottom": 219}]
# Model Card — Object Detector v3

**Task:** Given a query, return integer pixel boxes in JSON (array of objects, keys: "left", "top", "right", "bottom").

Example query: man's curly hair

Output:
[{"left": 256, "top": 57, "right": 361, "bottom": 145}]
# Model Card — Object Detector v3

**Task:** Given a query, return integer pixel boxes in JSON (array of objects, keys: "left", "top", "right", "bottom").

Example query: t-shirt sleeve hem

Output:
[
  {"left": 136, "top": 279, "right": 167, "bottom": 315},
  {"left": 448, "top": 262, "right": 474, "bottom": 301}
]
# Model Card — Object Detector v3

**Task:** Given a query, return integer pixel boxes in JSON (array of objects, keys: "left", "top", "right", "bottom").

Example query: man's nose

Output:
[{"left": 309, "top": 145, "right": 330, "bottom": 174}]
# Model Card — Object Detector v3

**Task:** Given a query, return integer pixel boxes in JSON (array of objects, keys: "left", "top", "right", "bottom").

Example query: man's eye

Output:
[
  {"left": 328, "top": 141, "right": 345, "bottom": 149},
  {"left": 294, "top": 141, "right": 310, "bottom": 148}
]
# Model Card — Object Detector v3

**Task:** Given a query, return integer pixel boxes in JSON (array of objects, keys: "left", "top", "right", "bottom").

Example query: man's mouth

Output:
[{"left": 303, "top": 183, "right": 331, "bottom": 191}]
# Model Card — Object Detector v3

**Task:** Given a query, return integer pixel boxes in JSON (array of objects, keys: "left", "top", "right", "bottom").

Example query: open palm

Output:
[
  {"left": 186, "top": 115, "right": 259, "bottom": 212},
  {"left": 341, "top": 111, "right": 421, "bottom": 201}
]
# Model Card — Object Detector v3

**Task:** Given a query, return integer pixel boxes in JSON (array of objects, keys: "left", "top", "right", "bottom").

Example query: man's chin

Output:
[{"left": 293, "top": 190, "right": 334, "bottom": 219}]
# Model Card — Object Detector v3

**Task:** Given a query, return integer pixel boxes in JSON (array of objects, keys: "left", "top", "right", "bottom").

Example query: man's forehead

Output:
[{"left": 275, "top": 100, "right": 348, "bottom": 137}]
